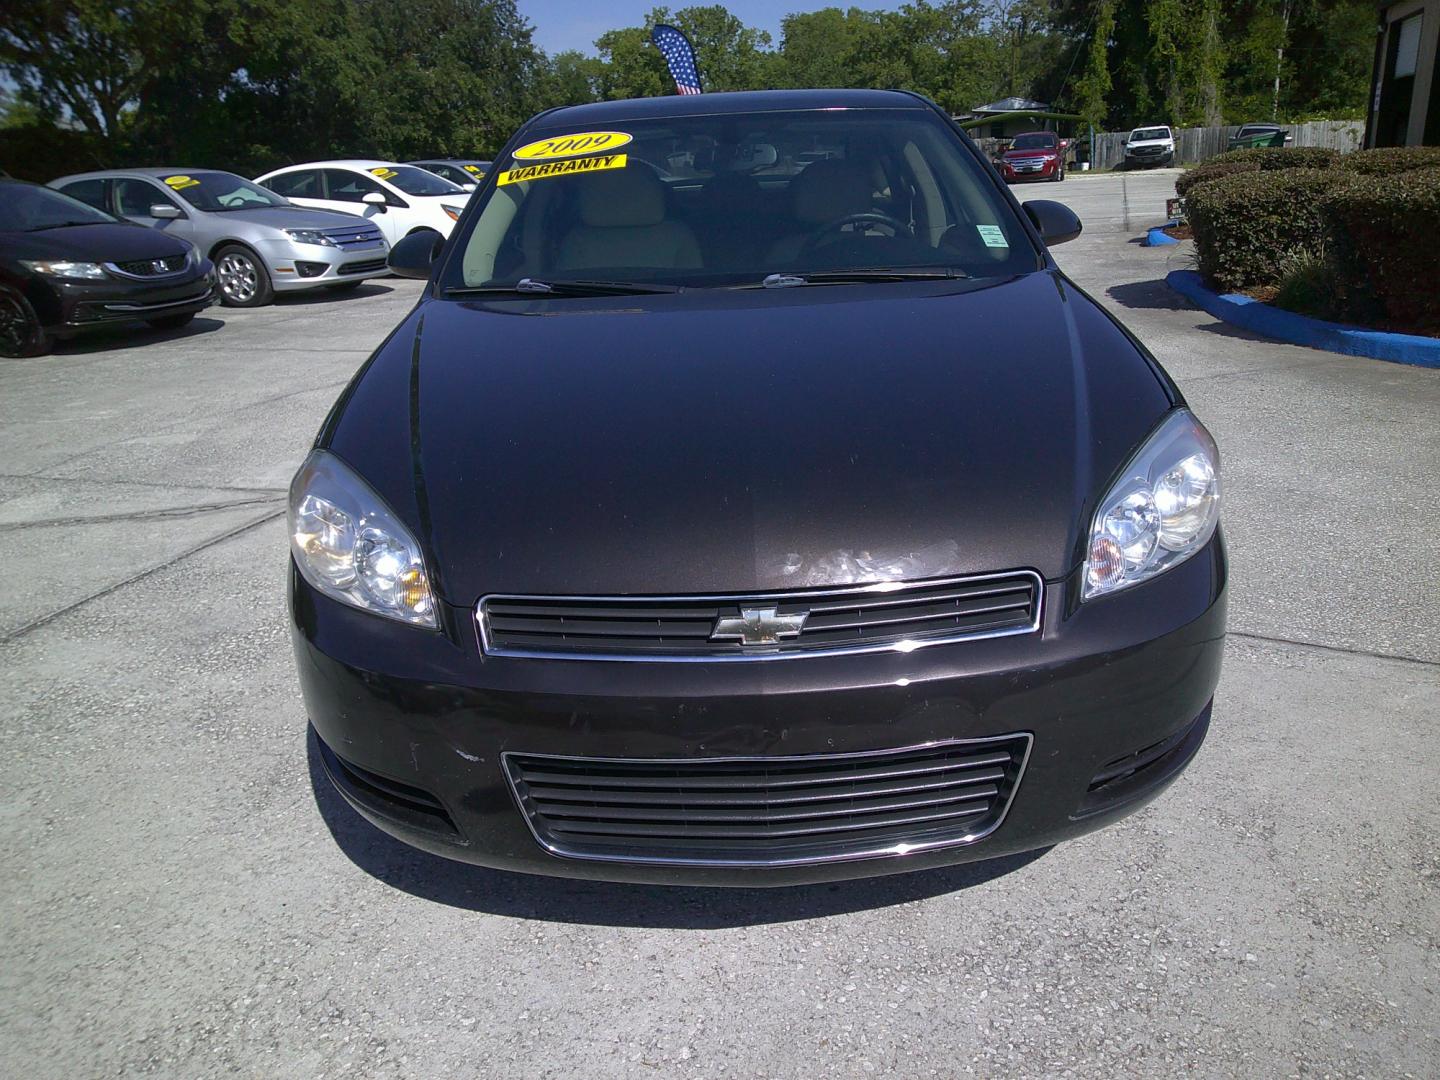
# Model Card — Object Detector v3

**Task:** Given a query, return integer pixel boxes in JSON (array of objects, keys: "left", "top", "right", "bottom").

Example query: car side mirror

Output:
[
  {"left": 150, "top": 204, "right": 182, "bottom": 220},
  {"left": 387, "top": 229, "right": 444, "bottom": 279},
  {"left": 1022, "top": 200, "right": 1082, "bottom": 246},
  {"left": 461, "top": 183, "right": 477, "bottom": 193},
  {"left": 362, "top": 191, "right": 388, "bottom": 211}
]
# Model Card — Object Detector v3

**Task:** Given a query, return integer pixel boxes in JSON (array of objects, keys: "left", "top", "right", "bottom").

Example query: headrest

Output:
[
  {"left": 577, "top": 166, "right": 666, "bottom": 228},
  {"left": 790, "top": 159, "right": 873, "bottom": 224}
]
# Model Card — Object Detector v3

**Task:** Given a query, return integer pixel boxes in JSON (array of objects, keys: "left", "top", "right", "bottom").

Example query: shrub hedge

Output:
[
  {"left": 1175, "top": 146, "right": 1340, "bottom": 198},
  {"left": 1320, "top": 166, "right": 1440, "bottom": 329},
  {"left": 1185, "top": 168, "right": 1353, "bottom": 291},
  {"left": 1337, "top": 146, "right": 1440, "bottom": 176},
  {"left": 1175, "top": 159, "right": 1259, "bottom": 197},
  {"left": 1257, "top": 146, "right": 1340, "bottom": 170}
]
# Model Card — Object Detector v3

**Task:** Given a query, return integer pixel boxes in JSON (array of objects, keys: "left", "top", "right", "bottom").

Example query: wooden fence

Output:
[{"left": 1085, "top": 120, "right": 1364, "bottom": 170}]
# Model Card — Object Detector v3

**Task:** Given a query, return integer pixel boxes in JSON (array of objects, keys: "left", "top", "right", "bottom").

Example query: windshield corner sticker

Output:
[
  {"left": 163, "top": 174, "right": 200, "bottom": 190},
  {"left": 369, "top": 167, "right": 398, "bottom": 180},
  {"left": 977, "top": 224, "right": 1008, "bottom": 248},
  {"left": 463, "top": 164, "right": 485, "bottom": 175},
  {"left": 512, "top": 131, "right": 633, "bottom": 162},
  {"left": 496, "top": 153, "right": 628, "bottom": 187}
]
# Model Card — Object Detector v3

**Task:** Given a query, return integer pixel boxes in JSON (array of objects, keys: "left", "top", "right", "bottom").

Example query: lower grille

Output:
[
  {"left": 338, "top": 258, "right": 387, "bottom": 275},
  {"left": 480, "top": 571, "right": 1042, "bottom": 661},
  {"left": 504, "top": 735, "right": 1030, "bottom": 866}
]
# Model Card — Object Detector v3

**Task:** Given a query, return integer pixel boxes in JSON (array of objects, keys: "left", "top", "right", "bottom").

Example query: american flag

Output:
[{"left": 651, "top": 24, "right": 702, "bottom": 95}]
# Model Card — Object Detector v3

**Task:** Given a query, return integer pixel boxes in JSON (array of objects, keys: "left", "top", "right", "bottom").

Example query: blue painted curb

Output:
[
  {"left": 1143, "top": 222, "right": 1179, "bottom": 246},
  {"left": 1165, "top": 270, "right": 1440, "bottom": 368}
]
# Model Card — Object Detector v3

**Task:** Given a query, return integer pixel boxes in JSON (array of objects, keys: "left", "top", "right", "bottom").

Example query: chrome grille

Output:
[
  {"left": 320, "top": 225, "right": 385, "bottom": 250},
  {"left": 108, "top": 253, "right": 189, "bottom": 278},
  {"left": 504, "top": 735, "right": 1031, "bottom": 866},
  {"left": 478, "top": 571, "right": 1043, "bottom": 661}
]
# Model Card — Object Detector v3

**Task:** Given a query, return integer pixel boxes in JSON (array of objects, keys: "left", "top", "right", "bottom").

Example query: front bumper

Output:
[
  {"left": 1126, "top": 149, "right": 1175, "bottom": 166},
  {"left": 1001, "top": 158, "right": 1059, "bottom": 182},
  {"left": 258, "top": 237, "right": 390, "bottom": 292},
  {"left": 46, "top": 268, "right": 217, "bottom": 335},
  {"left": 293, "top": 534, "right": 1227, "bottom": 886}
]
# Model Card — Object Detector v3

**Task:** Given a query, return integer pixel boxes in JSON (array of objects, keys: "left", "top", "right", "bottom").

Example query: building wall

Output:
[{"left": 1367, "top": 0, "right": 1439, "bottom": 146}]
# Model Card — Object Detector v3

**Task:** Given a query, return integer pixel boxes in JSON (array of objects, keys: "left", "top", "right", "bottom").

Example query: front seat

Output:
[
  {"left": 766, "top": 159, "right": 875, "bottom": 265},
  {"left": 557, "top": 167, "right": 702, "bottom": 273}
]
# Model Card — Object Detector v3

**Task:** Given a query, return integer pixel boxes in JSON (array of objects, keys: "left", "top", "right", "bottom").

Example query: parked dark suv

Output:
[
  {"left": 292, "top": 89, "right": 1225, "bottom": 886},
  {"left": 0, "top": 180, "right": 215, "bottom": 357}
]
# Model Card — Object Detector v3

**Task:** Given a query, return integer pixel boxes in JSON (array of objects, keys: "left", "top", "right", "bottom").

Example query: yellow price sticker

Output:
[
  {"left": 369, "top": 167, "right": 398, "bottom": 181},
  {"left": 496, "top": 153, "right": 627, "bottom": 187},
  {"left": 163, "top": 175, "right": 201, "bottom": 190},
  {"left": 512, "top": 131, "right": 632, "bottom": 162}
]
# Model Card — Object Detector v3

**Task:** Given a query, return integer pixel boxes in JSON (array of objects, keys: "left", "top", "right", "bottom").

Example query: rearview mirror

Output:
[
  {"left": 1022, "top": 200, "right": 1082, "bottom": 246},
  {"left": 150, "top": 204, "right": 182, "bottom": 220},
  {"left": 362, "top": 191, "right": 388, "bottom": 209},
  {"left": 387, "top": 229, "right": 444, "bottom": 279}
]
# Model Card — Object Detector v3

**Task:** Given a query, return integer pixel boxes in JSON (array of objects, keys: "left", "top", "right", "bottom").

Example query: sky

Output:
[{"left": 518, "top": 0, "right": 901, "bottom": 56}]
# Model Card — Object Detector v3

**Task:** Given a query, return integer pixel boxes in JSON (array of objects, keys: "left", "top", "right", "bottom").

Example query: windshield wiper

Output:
[
  {"left": 756, "top": 268, "right": 968, "bottom": 288},
  {"left": 444, "top": 277, "right": 684, "bottom": 297}
]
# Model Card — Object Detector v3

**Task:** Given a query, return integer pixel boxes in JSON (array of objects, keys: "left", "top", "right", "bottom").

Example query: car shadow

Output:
[
  {"left": 50, "top": 314, "right": 225, "bottom": 355},
  {"left": 1106, "top": 280, "right": 1276, "bottom": 341},
  {"left": 306, "top": 731, "right": 1051, "bottom": 928},
  {"left": 1106, "top": 279, "right": 1195, "bottom": 310},
  {"left": 273, "top": 281, "right": 396, "bottom": 306}
]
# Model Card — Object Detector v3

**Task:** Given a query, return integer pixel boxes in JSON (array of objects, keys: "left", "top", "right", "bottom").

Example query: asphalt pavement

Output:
[{"left": 2, "top": 169, "right": 1437, "bottom": 1078}]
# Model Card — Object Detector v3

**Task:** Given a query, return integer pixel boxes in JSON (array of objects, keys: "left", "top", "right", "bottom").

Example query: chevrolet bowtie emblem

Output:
[{"left": 711, "top": 605, "right": 808, "bottom": 646}]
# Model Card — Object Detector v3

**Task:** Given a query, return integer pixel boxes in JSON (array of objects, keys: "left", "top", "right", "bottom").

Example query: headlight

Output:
[
  {"left": 288, "top": 450, "right": 437, "bottom": 627},
  {"left": 441, "top": 204, "right": 463, "bottom": 221},
  {"left": 1083, "top": 409, "right": 1220, "bottom": 600},
  {"left": 284, "top": 229, "right": 336, "bottom": 247},
  {"left": 21, "top": 259, "right": 107, "bottom": 280}
]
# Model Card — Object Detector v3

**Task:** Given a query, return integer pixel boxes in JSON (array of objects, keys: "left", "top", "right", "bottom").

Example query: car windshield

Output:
[
  {"left": 164, "top": 171, "right": 290, "bottom": 211},
  {"left": 444, "top": 107, "right": 1040, "bottom": 291},
  {"left": 1131, "top": 128, "right": 1170, "bottom": 141},
  {"left": 1011, "top": 133, "right": 1058, "bottom": 150},
  {"left": 371, "top": 165, "right": 464, "bottom": 196},
  {"left": 0, "top": 184, "right": 117, "bottom": 231}
]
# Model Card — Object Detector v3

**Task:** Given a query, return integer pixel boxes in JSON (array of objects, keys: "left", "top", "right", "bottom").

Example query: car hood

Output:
[
  {"left": 1003, "top": 147, "right": 1058, "bottom": 158},
  {"left": 204, "top": 205, "right": 379, "bottom": 230},
  {"left": 0, "top": 222, "right": 192, "bottom": 263},
  {"left": 1128, "top": 138, "right": 1174, "bottom": 148},
  {"left": 324, "top": 271, "right": 1177, "bottom": 602}
]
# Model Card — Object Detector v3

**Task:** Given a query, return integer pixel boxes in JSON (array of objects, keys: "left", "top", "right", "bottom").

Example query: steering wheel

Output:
[
  {"left": 220, "top": 195, "right": 246, "bottom": 207},
  {"left": 799, "top": 211, "right": 914, "bottom": 255}
]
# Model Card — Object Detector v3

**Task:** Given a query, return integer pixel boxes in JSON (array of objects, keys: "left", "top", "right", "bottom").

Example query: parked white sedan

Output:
[{"left": 254, "top": 160, "right": 466, "bottom": 246}]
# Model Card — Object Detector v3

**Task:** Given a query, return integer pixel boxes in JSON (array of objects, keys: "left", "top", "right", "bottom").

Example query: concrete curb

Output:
[
  {"left": 1143, "top": 222, "right": 1179, "bottom": 246},
  {"left": 1165, "top": 270, "right": 1440, "bottom": 368}
]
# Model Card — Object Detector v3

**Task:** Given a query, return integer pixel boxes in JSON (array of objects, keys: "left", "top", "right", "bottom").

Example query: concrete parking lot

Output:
[{"left": 2, "top": 169, "right": 1437, "bottom": 1078}]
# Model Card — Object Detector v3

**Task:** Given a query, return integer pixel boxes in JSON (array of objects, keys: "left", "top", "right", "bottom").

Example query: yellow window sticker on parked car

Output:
[
  {"left": 369, "top": 167, "right": 398, "bottom": 181},
  {"left": 496, "top": 154, "right": 628, "bottom": 187},
  {"left": 163, "top": 175, "right": 201, "bottom": 190},
  {"left": 463, "top": 164, "right": 485, "bottom": 175},
  {"left": 512, "top": 131, "right": 633, "bottom": 162}
]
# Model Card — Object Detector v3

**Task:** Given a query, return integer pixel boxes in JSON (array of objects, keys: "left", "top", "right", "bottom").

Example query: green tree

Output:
[{"left": 1071, "top": 0, "right": 1116, "bottom": 130}]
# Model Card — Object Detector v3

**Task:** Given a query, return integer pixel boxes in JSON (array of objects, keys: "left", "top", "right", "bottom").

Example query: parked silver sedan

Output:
[{"left": 49, "top": 169, "right": 389, "bottom": 307}]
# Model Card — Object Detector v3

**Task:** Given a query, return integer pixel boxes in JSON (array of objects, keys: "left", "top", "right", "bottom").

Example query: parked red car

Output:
[{"left": 999, "top": 131, "right": 1066, "bottom": 183}]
